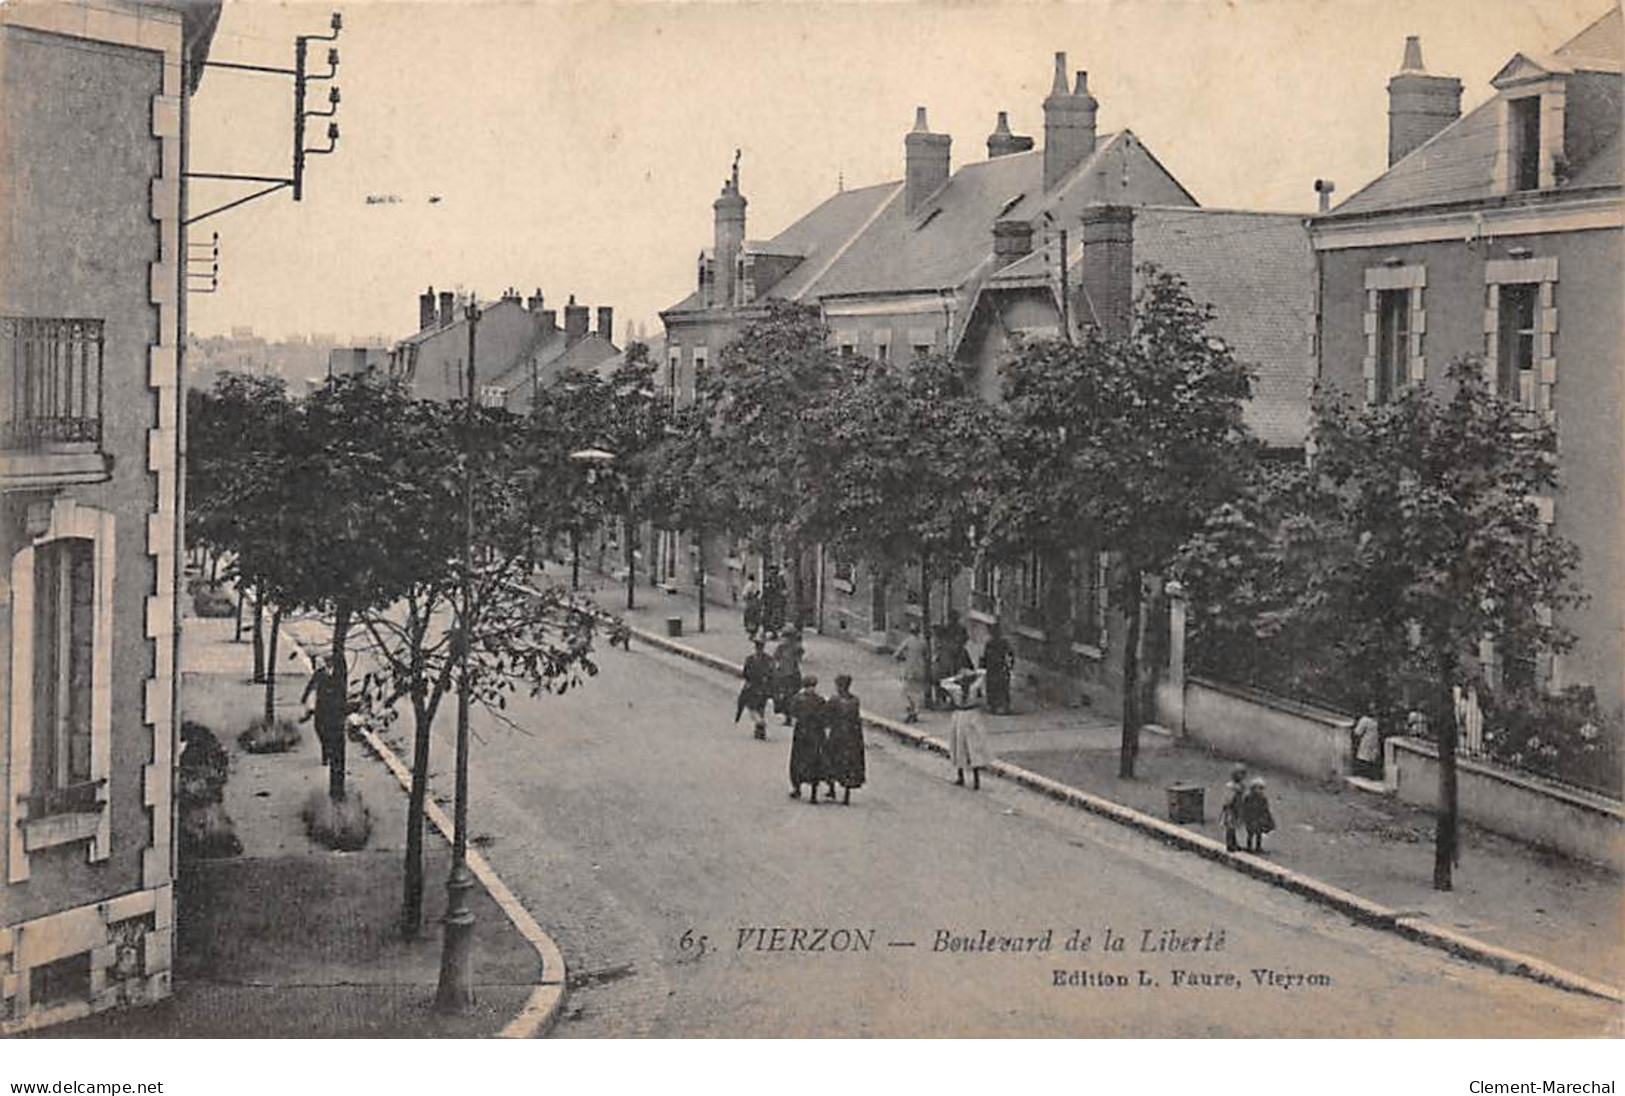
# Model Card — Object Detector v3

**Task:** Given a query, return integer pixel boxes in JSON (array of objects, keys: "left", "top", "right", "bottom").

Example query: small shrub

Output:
[
  {"left": 192, "top": 584, "right": 236, "bottom": 618},
  {"left": 300, "top": 788, "right": 372, "bottom": 851},
  {"left": 180, "top": 801, "right": 242, "bottom": 859},
  {"left": 238, "top": 716, "right": 301, "bottom": 755},
  {"left": 178, "top": 721, "right": 229, "bottom": 807}
]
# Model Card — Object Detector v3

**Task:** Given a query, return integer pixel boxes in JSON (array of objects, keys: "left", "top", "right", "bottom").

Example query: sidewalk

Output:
[
  {"left": 589, "top": 576, "right": 1623, "bottom": 991},
  {"left": 41, "top": 614, "right": 540, "bottom": 1038}
]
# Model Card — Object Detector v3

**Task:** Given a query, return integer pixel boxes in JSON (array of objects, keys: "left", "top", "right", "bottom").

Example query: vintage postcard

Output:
[{"left": 0, "top": 0, "right": 1619, "bottom": 1047}]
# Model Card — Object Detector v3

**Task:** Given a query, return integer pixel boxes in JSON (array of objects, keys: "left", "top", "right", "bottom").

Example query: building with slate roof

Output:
[
  {"left": 389, "top": 286, "right": 618, "bottom": 413},
  {"left": 656, "top": 53, "right": 1206, "bottom": 660},
  {"left": 1312, "top": 7, "right": 1622, "bottom": 714}
]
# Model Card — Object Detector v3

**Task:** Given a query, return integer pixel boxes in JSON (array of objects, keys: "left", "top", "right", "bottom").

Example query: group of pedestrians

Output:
[
  {"left": 785, "top": 674, "right": 867, "bottom": 805},
  {"left": 1220, "top": 763, "right": 1276, "bottom": 853},
  {"left": 892, "top": 614, "right": 1017, "bottom": 721},
  {"left": 739, "top": 568, "right": 789, "bottom": 640}
]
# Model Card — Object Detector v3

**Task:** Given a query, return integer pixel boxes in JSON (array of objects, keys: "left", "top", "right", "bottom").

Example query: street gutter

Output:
[{"left": 607, "top": 613, "right": 1624, "bottom": 1006}]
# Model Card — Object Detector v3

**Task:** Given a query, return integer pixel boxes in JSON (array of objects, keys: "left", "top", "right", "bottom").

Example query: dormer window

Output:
[{"left": 1508, "top": 96, "right": 1542, "bottom": 191}]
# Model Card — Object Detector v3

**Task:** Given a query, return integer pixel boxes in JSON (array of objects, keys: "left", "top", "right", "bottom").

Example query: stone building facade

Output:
[
  {"left": 0, "top": 0, "right": 220, "bottom": 1032},
  {"left": 1312, "top": 13, "right": 1622, "bottom": 715}
]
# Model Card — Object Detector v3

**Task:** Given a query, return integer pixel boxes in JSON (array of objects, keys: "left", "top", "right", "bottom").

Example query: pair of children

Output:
[{"left": 1221, "top": 764, "right": 1275, "bottom": 853}]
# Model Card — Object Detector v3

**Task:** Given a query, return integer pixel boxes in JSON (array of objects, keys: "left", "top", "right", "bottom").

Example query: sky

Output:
[{"left": 185, "top": 0, "right": 1610, "bottom": 343}]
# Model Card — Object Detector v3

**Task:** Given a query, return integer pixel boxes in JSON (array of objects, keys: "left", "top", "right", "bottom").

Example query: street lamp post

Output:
[
  {"left": 569, "top": 446, "right": 618, "bottom": 603},
  {"left": 435, "top": 296, "right": 479, "bottom": 1013}
]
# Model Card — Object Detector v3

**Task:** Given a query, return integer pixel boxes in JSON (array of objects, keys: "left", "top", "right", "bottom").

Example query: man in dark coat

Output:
[
  {"left": 772, "top": 630, "right": 803, "bottom": 726},
  {"left": 824, "top": 674, "right": 865, "bottom": 806},
  {"left": 788, "top": 676, "right": 828, "bottom": 803},
  {"left": 981, "top": 622, "right": 1015, "bottom": 715},
  {"left": 762, "top": 566, "right": 787, "bottom": 638},
  {"left": 738, "top": 637, "right": 775, "bottom": 740}
]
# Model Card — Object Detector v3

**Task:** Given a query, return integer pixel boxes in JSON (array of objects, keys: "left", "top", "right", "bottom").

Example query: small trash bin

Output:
[
  {"left": 665, "top": 616, "right": 684, "bottom": 638},
  {"left": 1166, "top": 781, "right": 1204, "bottom": 824}
]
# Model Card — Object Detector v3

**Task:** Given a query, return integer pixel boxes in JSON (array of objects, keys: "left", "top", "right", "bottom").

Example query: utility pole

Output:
[
  {"left": 436, "top": 298, "right": 479, "bottom": 1013},
  {"left": 1058, "top": 227, "right": 1072, "bottom": 344}
]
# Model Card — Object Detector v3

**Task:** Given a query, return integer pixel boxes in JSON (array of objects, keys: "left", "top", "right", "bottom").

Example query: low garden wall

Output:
[
  {"left": 1173, "top": 675, "right": 1356, "bottom": 783},
  {"left": 1386, "top": 736, "right": 1625, "bottom": 869}
]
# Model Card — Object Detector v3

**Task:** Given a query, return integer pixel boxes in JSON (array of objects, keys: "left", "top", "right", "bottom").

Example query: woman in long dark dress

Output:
[
  {"left": 788, "top": 676, "right": 828, "bottom": 804},
  {"left": 824, "top": 674, "right": 866, "bottom": 806}
]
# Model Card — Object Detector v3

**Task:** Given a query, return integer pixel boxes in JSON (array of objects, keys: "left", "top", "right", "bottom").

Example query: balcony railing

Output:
[{"left": 2, "top": 316, "right": 104, "bottom": 450}]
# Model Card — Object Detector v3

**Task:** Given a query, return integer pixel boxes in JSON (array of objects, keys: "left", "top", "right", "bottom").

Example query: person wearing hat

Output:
[
  {"left": 824, "top": 674, "right": 866, "bottom": 806},
  {"left": 943, "top": 667, "right": 993, "bottom": 790},
  {"left": 1220, "top": 763, "right": 1249, "bottom": 852},
  {"left": 1241, "top": 776, "right": 1276, "bottom": 852},
  {"left": 738, "top": 636, "right": 775, "bottom": 739},
  {"left": 788, "top": 675, "right": 829, "bottom": 803}
]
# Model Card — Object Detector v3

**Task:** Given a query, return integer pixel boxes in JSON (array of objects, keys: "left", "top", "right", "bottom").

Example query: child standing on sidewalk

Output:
[
  {"left": 1242, "top": 777, "right": 1276, "bottom": 853},
  {"left": 1220, "top": 764, "right": 1248, "bottom": 852}
]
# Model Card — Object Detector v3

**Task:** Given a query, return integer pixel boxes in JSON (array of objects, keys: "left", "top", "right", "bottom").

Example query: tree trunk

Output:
[
  {"left": 1119, "top": 569, "right": 1143, "bottom": 779},
  {"left": 790, "top": 541, "right": 806, "bottom": 630},
  {"left": 920, "top": 547, "right": 935, "bottom": 710},
  {"left": 624, "top": 515, "right": 636, "bottom": 610},
  {"left": 263, "top": 605, "right": 283, "bottom": 724},
  {"left": 402, "top": 691, "right": 433, "bottom": 938},
  {"left": 251, "top": 587, "right": 266, "bottom": 683},
  {"left": 1432, "top": 654, "right": 1460, "bottom": 891},
  {"left": 570, "top": 529, "right": 581, "bottom": 591},
  {"left": 234, "top": 586, "right": 246, "bottom": 642},
  {"left": 328, "top": 607, "right": 352, "bottom": 801},
  {"left": 697, "top": 530, "right": 707, "bottom": 634}
]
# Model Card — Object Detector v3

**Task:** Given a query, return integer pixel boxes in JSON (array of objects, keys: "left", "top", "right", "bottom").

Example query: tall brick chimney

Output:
[
  {"left": 986, "top": 111, "right": 1035, "bottom": 159},
  {"left": 541, "top": 308, "right": 557, "bottom": 331},
  {"left": 1079, "top": 205, "right": 1134, "bottom": 339},
  {"left": 597, "top": 307, "right": 614, "bottom": 340},
  {"left": 905, "top": 107, "right": 952, "bottom": 214},
  {"left": 992, "top": 220, "right": 1034, "bottom": 263},
  {"left": 419, "top": 286, "right": 436, "bottom": 331},
  {"left": 526, "top": 288, "right": 544, "bottom": 313},
  {"left": 564, "top": 294, "right": 589, "bottom": 345},
  {"left": 1387, "top": 36, "right": 1461, "bottom": 166},
  {"left": 1044, "top": 53, "right": 1098, "bottom": 191},
  {"left": 437, "top": 290, "right": 455, "bottom": 328},
  {"left": 713, "top": 151, "right": 747, "bottom": 308}
]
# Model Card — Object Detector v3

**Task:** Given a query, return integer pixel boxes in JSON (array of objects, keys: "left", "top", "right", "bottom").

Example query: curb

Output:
[
  {"left": 619, "top": 619, "right": 1624, "bottom": 1006},
  {"left": 284, "top": 630, "right": 569, "bottom": 1038}
]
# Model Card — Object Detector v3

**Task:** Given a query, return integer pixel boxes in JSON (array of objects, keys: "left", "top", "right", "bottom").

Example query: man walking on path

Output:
[
  {"left": 772, "top": 629, "right": 804, "bottom": 726},
  {"left": 738, "top": 637, "right": 775, "bottom": 740},
  {"left": 762, "top": 565, "right": 787, "bottom": 638},
  {"left": 741, "top": 576, "right": 762, "bottom": 637},
  {"left": 980, "top": 622, "right": 1014, "bottom": 715}
]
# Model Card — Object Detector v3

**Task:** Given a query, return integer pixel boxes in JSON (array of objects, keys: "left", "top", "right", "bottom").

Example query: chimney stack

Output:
[
  {"left": 597, "top": 306, "right": 614, "bottom": 340},
  {"left": 564, "top": 294, "right": 589, "bottom": 345},
  {"left": 541, "top": 308, "right": 558, "bottom": 331},
  {"left": 713, "top": 151, "right": 747, "bottom": 308},
  {"left": 1387, "top": 37, "right": 1461, "bottom": 166},
  {"left": 1314, "top": 178, "right": 1337, "bottom": 213},
  {"left": 419, "top": 286, "right": 436, "bottom": 331},
  {"left": 438, "top": 290, "right": 455, "bottom": 327},
  {"left": 987, "top": 111, "right": 1035, "bottom": 159},
  {"left": 905, "top": 107, "right": 953, "bottom": 214},
  {"left": 1044, "top": 54, "right": 1098, "bottom": 190},
  {"left": 1079, "top": 205, "right": 1134, "bottom": 339},
  {"left": 526, "top": 288, "right": 544, "bottom": 313},
  {"left": 992, "top": 219, "right": 1035, "bottom": 263}
]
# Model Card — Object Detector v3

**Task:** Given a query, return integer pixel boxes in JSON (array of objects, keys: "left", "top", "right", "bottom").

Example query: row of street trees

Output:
[{"left": 624, "top": 280, "right": 1585, "bottom": 892}]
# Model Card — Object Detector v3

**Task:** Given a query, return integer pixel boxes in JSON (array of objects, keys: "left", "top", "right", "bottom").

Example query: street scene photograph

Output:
[{"left": 0, "top": 0, "right": 1622, "bottom": 1063}]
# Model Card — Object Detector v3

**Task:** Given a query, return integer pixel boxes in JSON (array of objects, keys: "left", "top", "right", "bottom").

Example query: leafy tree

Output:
[
  {"left": 994, "top": 269, "right": 1255, "bottom": 777},
  {"left": 644, "top": 400, "right": 736, "bottom": 632},
  {"left": 812, "top": 351, "right": 1005, "bottom": 690},
  {"left": 701, "top": 301, "right": 847, "bottom": 625},
  {"left": 253, "top": 373, "right": 451, "bottom": 800},
  {"left": 353, "top": 399, "right": 597, "bottom": 937},
  {"left": 187, "top": 373, "right": 296, "bottom": 705},
  {"left": 1179, "top": 357, "right": 1581, "bottom": 888}
]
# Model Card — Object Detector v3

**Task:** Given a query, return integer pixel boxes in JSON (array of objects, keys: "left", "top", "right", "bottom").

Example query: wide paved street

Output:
[{"left": 402, "top": 633, "right": 1618, "bottom": 1037}]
